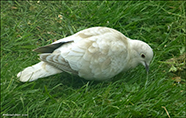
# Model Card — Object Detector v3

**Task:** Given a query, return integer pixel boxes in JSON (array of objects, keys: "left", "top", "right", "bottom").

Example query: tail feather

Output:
[{"left": 17, "top": 61, "right": 62, "bottom": 82}]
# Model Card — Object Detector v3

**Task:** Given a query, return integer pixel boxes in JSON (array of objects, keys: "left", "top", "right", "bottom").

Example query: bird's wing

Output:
[{"left": 37, "top": 27, "right": 129, "bottom": 80}]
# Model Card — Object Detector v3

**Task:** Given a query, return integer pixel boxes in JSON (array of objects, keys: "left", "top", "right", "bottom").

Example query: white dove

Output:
[{"left": 17, "top": 27, "right": 153, "bottom": 82}]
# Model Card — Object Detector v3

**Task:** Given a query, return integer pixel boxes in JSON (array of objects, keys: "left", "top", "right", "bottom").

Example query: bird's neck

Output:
[{"left": 127, "top": 39, "right": 141, "bottom": 69}]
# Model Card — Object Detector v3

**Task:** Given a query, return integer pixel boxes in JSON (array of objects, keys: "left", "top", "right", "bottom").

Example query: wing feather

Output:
[
  {"left": 39, "top": 53, "right": 78, "bottom": 75},
  {"left": 33, "top": 41, "right": 73, "bottom": 53}
]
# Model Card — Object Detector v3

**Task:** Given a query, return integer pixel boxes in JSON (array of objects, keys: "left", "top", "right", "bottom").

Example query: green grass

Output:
[{"left": 1, "top": 1, "right": 186, "bottom": 118}]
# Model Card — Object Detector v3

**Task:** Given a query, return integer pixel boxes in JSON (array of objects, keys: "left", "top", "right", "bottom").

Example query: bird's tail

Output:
[{"left": 17, "top": 61, "right": 62, "bottom": 82}]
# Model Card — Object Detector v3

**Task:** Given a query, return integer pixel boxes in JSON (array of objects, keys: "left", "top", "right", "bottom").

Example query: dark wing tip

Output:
[{"left": 33, "top": 41, "right": 73, "bottom": 53}]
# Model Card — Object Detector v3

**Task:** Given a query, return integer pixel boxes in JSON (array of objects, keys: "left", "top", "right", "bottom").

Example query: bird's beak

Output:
[{"left": 145, "top": 62, "right": 149, "bottom": 72}]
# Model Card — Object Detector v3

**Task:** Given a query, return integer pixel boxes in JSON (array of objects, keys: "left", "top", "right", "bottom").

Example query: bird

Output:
[{"left": 17, "top": 27, "right": 153, "bottom": 82}]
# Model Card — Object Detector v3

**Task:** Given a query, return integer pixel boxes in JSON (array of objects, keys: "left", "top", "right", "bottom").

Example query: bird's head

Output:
[{"left": 130, "top": 40, "right": 153, "bottom": 72}]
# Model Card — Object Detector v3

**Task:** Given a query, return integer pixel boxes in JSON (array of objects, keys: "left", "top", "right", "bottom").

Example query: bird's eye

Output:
[{"left": 141, "top": 53, "right": 145, "bottom": 58}]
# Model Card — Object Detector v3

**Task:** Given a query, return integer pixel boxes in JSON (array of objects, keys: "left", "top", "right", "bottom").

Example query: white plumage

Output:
[{"left": 17, "top": 27, "right": 153, "bottom": 82}]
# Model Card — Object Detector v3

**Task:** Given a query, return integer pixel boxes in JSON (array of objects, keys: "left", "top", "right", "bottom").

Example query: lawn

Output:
[{"left": 1, "top": 1, "right": 185, "bottom": 118}]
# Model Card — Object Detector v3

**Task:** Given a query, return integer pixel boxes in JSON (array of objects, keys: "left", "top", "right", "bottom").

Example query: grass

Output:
[{"left": 1, "top": 1, "right": 186, "bottom": 118}]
